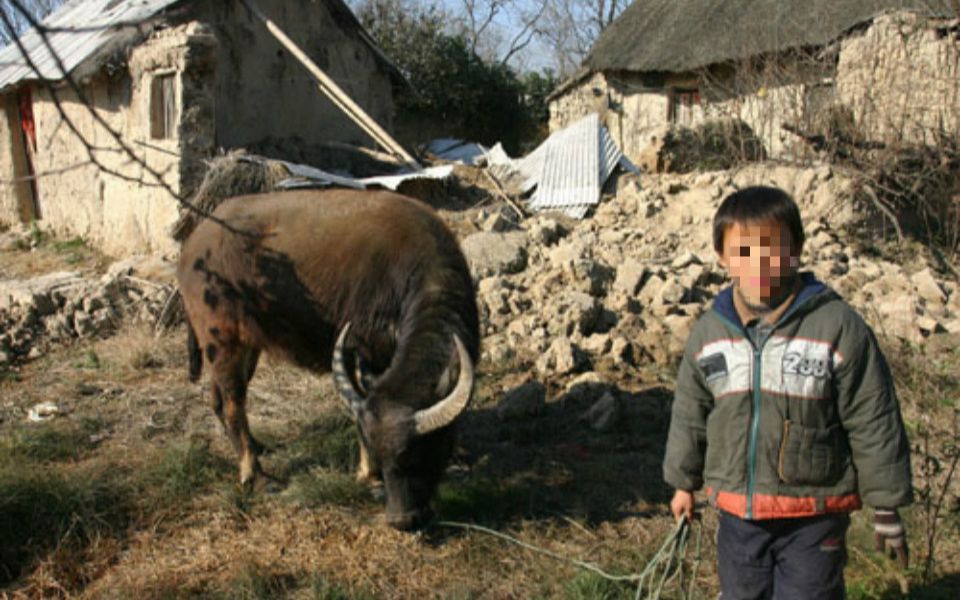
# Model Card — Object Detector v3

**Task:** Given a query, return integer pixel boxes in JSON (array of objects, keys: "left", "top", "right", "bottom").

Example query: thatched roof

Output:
[{"left": 584, "top": 0, "right": 956, "bottom": 75}]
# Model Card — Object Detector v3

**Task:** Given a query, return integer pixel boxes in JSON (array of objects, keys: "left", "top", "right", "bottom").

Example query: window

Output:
[
  {"left": 150, "top": 74, "right": 177, "bottom": 139},
  {"left": 668, "top": 87, "right": 701, "bottom": 126}
]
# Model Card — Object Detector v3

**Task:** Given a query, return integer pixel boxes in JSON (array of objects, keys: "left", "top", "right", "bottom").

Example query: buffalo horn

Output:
[
  {"left": 332, "top": 322, "right": 364, "bottom": 415},
  {"left": 413, "top": 334, "right": 474, "bottom": 435}
]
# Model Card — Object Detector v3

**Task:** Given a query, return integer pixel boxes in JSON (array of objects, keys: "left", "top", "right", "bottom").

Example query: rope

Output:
[{"left": 435, "top": 517, "right": 702, "bottom": 599}]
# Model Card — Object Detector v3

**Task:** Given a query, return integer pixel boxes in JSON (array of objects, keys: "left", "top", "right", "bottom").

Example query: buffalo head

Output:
[{"left": 332, "top": 323, "right": 474, "bottom": 530}]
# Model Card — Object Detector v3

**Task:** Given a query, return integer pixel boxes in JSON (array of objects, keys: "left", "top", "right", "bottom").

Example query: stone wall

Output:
[
  {"left": 837, "top": 11, "right": 960, "bottom": 145},
  {"left": 704, "top": 81, "right": 811, "bottom": 160}
]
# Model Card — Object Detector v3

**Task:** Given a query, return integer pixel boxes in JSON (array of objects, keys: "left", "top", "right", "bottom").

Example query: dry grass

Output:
[{"left": 0, "top": 229, "right": 108, "bottom": 280}]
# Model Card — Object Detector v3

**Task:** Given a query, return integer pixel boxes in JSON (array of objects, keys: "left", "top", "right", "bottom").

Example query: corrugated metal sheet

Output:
[
  {"left": 528, "top": 113, "right": 599, "bottom": 218},
  {"left": 0, "top": 0, "right": 182, "bottom": 91},
  {"left": 524, "top": 113, "right": 638, "bottom": 218},
  {"left": 275, "top": 159, "right": 454, "bottom": 191},
  {"left": 425, "top": 138, "right": 489, "bottom": 165}
]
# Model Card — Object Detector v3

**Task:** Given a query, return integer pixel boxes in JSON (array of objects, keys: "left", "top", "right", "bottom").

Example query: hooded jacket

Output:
[{"left": 663, "top": 273, "right": 913, "bottom": 520}]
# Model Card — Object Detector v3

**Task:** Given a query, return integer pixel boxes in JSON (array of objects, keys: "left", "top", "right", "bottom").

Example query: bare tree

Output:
[
  {"left": 456, "top": 0, "right": 547, "bottom": 66},
  {"left": 538, "top": 0, "right": 626, "bottom": 77}
]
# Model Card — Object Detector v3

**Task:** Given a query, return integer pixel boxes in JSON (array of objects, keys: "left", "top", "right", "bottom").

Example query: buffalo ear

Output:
[
  {"left": 332, "top": 322, "right": 366, "bottom": 418},
  {"left": 412, "top": 334, "right": 474, "bottom": 435}
]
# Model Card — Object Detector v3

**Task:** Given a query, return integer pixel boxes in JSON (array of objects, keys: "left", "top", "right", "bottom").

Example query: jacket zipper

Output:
[{"left": 746, "top": 343, "right": 763, "bottom": 519}]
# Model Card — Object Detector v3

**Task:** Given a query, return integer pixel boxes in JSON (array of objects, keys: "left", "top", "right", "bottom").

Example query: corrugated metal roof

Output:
[
  {"left": 524, "top": 113, "right": 638, "bottom": 218},
  {"left": 0, "top": 0, "right": 183, "bottom": 91}
]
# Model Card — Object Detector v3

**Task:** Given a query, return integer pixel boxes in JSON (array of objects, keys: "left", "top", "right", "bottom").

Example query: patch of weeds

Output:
[
  {"left": 51, "top": 237, "right": 86, "bottom": 252},
  {"left": 285, "top": 468, "right": 370, "bottom": 508},
  {"left": 51, "top": 237, "right": 89, "bottom": 265},
  {"left": 435, "top": 477, "right": 529, "bottom": 525},
  {"left": 308, "top": 575, "right": 377, "bottom": 600},
  {"left": 562, "top": 572, "right": 633, "bottom": 600},
  {"left": 76, "top": 349, "right": 101, "bottom": 370},
  {"left": 0, "top": 367, "right": 20, "bottom": 383},
  {"left": 0, "top": 422, "right": 94, "bottom": 462},
  {"left": 129, "top": 347, "right": 164, "bottom": 369},
  {"left": 219, "top": 562, "right": 298, "bottom": 600},
  {"left": 135, "top": 440, "right": 230, "bottom": 515},
  {"left": 282, "top": 412, "right": 358, "bottom": 475},
  {"left": 63, "top": 252, "right": 85, "bottom": 265},
  {"left": 0, "top": 463, "right": 133, "bottom": 585},
  {"left": 28, "top": 220, "right": 44, "bottom": 247},
  {"left": 845, "top": 579, "right": 906, "bottom": 600}
]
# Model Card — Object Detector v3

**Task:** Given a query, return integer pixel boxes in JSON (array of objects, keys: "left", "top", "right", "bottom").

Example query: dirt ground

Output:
[{"left": 1, "top": 218, "right": 958, "bottom": 600}]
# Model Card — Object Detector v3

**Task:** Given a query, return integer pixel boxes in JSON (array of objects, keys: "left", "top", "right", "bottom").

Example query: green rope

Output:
[
  {"left": 435, "top": 520, "right": 640, "bottom": 582},
  {"left": 634, "top": 517, "right": 695, "bottom": 600},
  {"left": 435, "top": 516, "right": 702, "bottom": 599}
]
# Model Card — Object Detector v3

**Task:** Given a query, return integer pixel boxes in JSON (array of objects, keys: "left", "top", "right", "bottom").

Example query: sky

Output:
[{"left": 435, "top": 0, "right": 563, "bottom": 72}]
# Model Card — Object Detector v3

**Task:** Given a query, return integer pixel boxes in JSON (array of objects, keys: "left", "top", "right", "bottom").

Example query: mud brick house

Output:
[
  {"left": 549, "top": 1, "right": 960, "bottom": 167},
  {"left": 0, "top": 0, "right": 401, "bottom": 256}
]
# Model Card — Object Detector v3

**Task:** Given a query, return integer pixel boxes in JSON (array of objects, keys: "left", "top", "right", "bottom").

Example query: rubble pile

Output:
[
  {"left": 0, "top": 254, "right": 176, "bottom": 366},
  {"left": 463, "top": 164, "right": 960, "bottom": 389},
  {"left": 2, "top": 162, "right": 957, "bottom": 428}
]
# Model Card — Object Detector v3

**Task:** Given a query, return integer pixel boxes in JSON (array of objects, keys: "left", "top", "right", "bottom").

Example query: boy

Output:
[{"left": 663, "top": 186, "right": 913, "bottom": 599}]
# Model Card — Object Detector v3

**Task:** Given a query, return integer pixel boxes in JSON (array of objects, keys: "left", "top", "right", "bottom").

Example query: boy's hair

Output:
[{"left": 713, "top": 186, "right": 805, "bottom": 253}]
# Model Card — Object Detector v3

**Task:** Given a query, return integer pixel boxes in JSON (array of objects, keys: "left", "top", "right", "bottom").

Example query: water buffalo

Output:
[{"left": 177, "top": 188, "right": 479, "bottom": 530}]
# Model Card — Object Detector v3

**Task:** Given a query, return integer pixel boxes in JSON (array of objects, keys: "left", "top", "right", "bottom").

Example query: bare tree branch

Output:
[{"left": 499, "top": 0, "right": 547, "bottom": 66}]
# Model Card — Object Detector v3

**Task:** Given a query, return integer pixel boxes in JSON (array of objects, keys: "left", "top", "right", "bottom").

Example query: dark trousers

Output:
[{"left": 717, "top": 511, "right": 849, "bottom": 600}]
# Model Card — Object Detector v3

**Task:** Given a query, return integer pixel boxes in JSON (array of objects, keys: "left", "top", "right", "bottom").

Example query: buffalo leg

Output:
[{"left": 209, "top": 345, "right": 265, "bottom": 488}]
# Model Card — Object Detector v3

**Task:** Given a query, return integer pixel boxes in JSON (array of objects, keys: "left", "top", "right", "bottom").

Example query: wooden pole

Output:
[{"left": 238, "top": 0, "right": 420, "bottom": 170}]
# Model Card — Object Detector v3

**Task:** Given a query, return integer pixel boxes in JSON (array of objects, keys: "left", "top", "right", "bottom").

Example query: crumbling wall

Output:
[
  {"left": 704, "top": 82, "right": 811, "bottom": 160},
  {"left": 548, "top": 67, "right": 821, "bottom": 167},
  {"left": 549, "top": 73, "right": 615, "bottom": 132},
  {"left": 837, "top": 11, "right": 960, "bottom": 145},
  {"left": 203, "top": 0, "right": 395, "bottom": 152},
  {"left": 26, "top": 23, "right": 214, "bottom": 258},
  {"left": 548, "top": 72, "right": 671, "bottom": 164}
]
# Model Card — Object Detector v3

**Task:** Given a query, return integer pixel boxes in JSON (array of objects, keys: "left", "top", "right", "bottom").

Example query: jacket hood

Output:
[{"left": 711, "top": 272, "right": 837, "bottom": 330}]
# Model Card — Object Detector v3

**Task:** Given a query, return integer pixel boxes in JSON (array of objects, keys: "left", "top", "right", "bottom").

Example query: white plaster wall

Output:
[
  {"left": 706, "top": 83, "right": 809, "bottom": 159},
  {"left": 0, "top": 95, "right": 21, "bottom": 227},
  {"left": 26, "top": 27, "right": 195, "bottom": 258}
]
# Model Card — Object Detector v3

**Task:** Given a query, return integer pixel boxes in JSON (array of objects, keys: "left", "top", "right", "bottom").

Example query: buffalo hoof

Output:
[
  {"left": 243, "top": 471, "right": 285, "bottom": 495},
  {"left": 369, "top": 481, "right": 386, "bottom": 502},
  {"left": 387, "top": 507, "right": 433, "bottom": 531}
]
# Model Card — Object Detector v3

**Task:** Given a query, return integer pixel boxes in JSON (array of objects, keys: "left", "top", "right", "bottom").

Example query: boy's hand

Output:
[
  {"left": 670, "top": 489, "right": 695, "bottom": 522},
  {"left": 874, "top": 509, "right": 909, "bottom": 568}
]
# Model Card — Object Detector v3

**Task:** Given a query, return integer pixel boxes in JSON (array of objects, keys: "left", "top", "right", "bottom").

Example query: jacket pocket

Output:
[{"left": 777, "top": 420, "right": 844, "bottom": 486}]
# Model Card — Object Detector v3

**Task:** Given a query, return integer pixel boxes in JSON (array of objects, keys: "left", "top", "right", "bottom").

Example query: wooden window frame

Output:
[
  {"left": 668, "top": 87, "right": 701, "bottom": 123},
  {"left": 149, "top": 72, "right": 177, "bottom": 139}
]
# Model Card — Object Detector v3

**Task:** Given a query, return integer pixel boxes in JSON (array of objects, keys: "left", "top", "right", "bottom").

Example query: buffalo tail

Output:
[{"left": 187, "top": 320, "right": 202, "bottom": 382}]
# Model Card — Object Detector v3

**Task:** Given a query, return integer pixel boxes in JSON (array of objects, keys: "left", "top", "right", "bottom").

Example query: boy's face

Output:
[{"left": 717, "top": 219, "right": 801, "bottom": 308}]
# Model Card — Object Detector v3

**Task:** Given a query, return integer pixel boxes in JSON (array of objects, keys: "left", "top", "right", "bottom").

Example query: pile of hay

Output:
[{"left": 170, "top": 151, "right": 291, "bottom": 243}]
